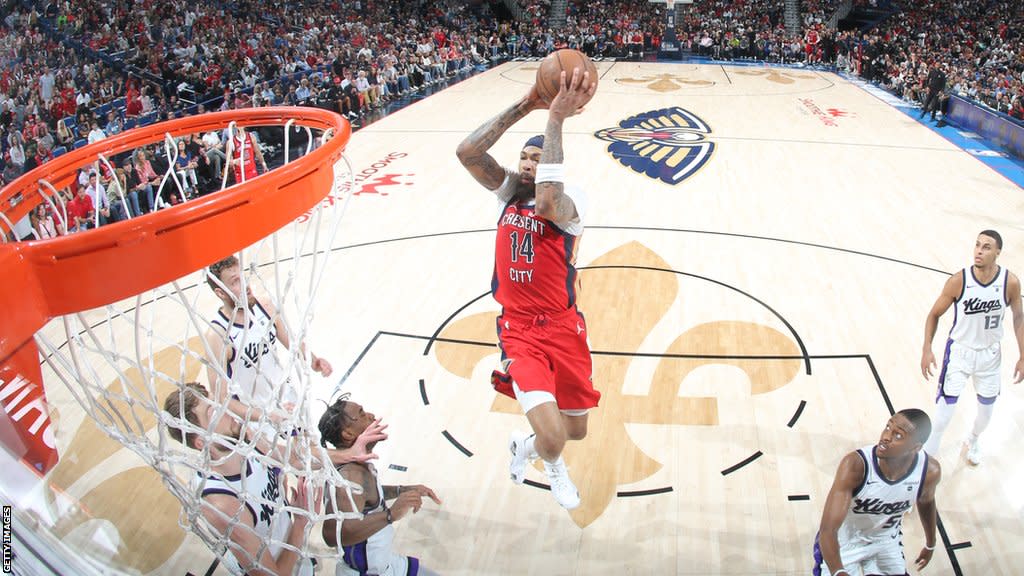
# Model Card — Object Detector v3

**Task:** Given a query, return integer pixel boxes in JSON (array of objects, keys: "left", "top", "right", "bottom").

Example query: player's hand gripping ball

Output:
[{"left": 534, "top": 49, "right": 598, "bottom": 106}]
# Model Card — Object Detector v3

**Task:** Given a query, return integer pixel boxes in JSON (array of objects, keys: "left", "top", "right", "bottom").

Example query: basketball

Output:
[{"left": 534, "top": 49, "right": 598, "bottom": 106}]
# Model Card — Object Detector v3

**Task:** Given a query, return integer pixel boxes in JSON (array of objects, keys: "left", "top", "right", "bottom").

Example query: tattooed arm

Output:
[
  {"left": 456, "top": 89, "right": 544, "bottom": 190},
  {"left": 535, "top": 68, "right": 596, "bottom": 228}
]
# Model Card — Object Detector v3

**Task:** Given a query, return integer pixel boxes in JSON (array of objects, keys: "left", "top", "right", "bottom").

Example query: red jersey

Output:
[
  {"left": 491, "top": 180, "right": 587, "bottom": 314},
  {"left": 231, "top": 131, "right": 259, "bottom": 182}
]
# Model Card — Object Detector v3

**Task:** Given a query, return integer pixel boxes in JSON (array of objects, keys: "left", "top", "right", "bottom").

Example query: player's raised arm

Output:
[
  {"left": 817, "top": 451, "right": 866, "bottom": 575},
  {"left": 535, "top": 67, "right": 595, "bottom": 228},
  {"left": 456, "top": 88, "right": 545, "bottom": 190},
  {"left": 921, "top": 271, "right": 963, "bottom": 378}
]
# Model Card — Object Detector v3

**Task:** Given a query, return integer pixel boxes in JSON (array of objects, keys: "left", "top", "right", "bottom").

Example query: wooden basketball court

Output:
[{"left": 31, "top": 61, "right": 1024, "bottom": 575}]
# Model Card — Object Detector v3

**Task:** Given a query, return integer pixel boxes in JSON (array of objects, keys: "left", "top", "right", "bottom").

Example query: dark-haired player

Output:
[
  {"left": 814, "top": 409, "right": 942, "bottom": 576},
  {"left": 456, "top": 67, "right": 598, "bottom": 509},
  {"left": 318, "top": 396, "right": 441, "bottom": 576},
  {"left": 921, "top": 230, "right": 1024, "bottom": 464}
]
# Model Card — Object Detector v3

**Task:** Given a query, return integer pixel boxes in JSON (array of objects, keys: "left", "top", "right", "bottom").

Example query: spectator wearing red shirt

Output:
[{"left": 67, "top": 185, "right": 95, "bottom": 233}]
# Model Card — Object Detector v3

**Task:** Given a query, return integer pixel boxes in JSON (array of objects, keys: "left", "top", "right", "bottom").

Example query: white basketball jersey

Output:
[
  {"left": 200, "top": 458, "right": 314, "bottom": 575},
  {"left": 336, "top": 463, "right": 402, "bottom": 576},
  {"left": 949, "top": 266, "right": 1009, "bottom": 349},
  {"left": 210, "top": 301, "right": 289, "bottom": 408},
  {"left": 838, "top": 445, "right": 928, "bottom": 546}
]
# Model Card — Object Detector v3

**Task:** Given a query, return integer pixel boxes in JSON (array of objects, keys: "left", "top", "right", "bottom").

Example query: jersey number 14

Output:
[{"left": 509, "top": 231, "right": 535, "bottom": 264}]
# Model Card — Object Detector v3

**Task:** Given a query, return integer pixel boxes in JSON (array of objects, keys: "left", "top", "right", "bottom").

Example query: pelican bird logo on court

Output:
[{"left": 595, "top": 107, "right": 715, "bottom": 185}]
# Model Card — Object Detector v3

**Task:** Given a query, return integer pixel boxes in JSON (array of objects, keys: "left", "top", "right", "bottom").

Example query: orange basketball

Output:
[{"left": 534, "top": 49, "right": 598, "bottom": 106}]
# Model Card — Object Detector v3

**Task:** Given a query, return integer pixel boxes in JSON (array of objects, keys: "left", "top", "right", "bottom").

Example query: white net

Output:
[{"left": 25, "top": 117, "right": 364, "bottom": 575}]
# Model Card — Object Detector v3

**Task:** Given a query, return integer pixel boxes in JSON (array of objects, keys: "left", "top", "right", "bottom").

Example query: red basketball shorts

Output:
[{"left": 490, "top": 306, "right": 601, "bottom": 411}]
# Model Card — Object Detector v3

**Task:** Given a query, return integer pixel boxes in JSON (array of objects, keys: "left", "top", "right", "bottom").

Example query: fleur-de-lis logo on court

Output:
[
  {"left": 733, "top": 69, "right": 816, "bottom": 84},
  {"left": 433, "top": 242, "right": 802, "bottom": 527},
  {"left": 616, "top": 74, "right": 713, "bottom": 92}
]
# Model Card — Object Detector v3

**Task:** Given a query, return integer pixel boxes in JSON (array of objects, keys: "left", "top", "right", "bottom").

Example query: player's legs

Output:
[
  {"left": 923, "top": 398, "right": 957, "bottom": 457},
  {"left": 812, "top": 532, "right": 873, "bottom": 576},
  {"left": 524, "top": 398, "right": 568, "bottom": 461},
  {"left": 966, "top": 345, "right": 1001, "bottom": 464},
  {"left": 393, "top": 554, "right": 439, "bottom": 576},
  {"left": 516, "top": 393, "right": 581, "bottom": 509},
  {"left": 562, "top": 411, "right": 588, "bottom": 441},
  {"left": 865, "top": 537, "right": 911, "bottom": 576},
  {"left": 549, "top": 309, "right": 600, "bottom": 438},
  {"left": 924, "top": 341, "right": 970, "bottom": 456},
  {"left": 497, "top": 311, "right": 592, "bottom": 508}
]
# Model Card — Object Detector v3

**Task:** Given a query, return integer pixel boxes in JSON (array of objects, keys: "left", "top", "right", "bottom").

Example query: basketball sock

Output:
[
  {"left": 524, "top": 434, "right": 539, "bottom": 460},
  {"left": 542, "top": 454, "right": 566, "bottom": 467},
  {"left": 971, "top": 400, "right": 995, "bottom": 439},
  {"left": 924, "top": 399, "right": 957, "bottom": 455}
]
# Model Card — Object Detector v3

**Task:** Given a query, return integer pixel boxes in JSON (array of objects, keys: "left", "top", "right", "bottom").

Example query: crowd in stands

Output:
[
  {"left": 519, "top": 0, "right": 552, "bottom": 26},
  {"left": 1, "top": 0, "right": 508, "bottom": 239},
  {"left": 852, "top": 0, "right": 1022, "bottom": 118},
  {"left": 1, "top": 0, "right": 1021, "bottom": 239}
]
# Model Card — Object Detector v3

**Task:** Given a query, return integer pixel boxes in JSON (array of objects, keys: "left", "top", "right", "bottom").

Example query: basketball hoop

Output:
[{"left": 0, "top": 107, "right": 363, "bottom": 574}]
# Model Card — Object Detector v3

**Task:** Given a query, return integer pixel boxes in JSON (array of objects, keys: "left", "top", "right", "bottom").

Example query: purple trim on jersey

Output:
[
  {"left": 949, "top": 297, "right": 958, "bottom": 338},
  {"left": 254, "top": 299, "right": 273, "bottom": 326},
  {"left": 852, "top": 449, "right": 869, "bottom": 496},
  {"left": 210, "top": 316, "right": 229, "bottom": 333},
  {"left": 811, "top": 532, "right": 823, "bottom": 576},
  {"left": 200, "top": 487, "right": 258, "bottom": 526},
  {"left": 956, "top": 269, "right": 966, "bottom": 301},
  {"left": 1004, "top": 269, "right": 1011, "bottom": 305},
  {"left": 872, "top": 447, "right": 920, "bottom": 485},
  {"left": 977, "top": 394, "right": 998, "bottom": 405},
  {"left": 563, "top": 234, "right": 578, "bottom": 309},
  {"left": 408, "top": 556, "right": 421, "bottom": 575},
  {"left": 971, "top": 265, "right": 1000, "bottom": 288},
  {"left": 343, "top": 541, "right": 370, "bottom": 574},
  {"left": 936, "top": 338, "right": 955, "bottom": 402},
  {"left": 916, "top": 451, "right": 930, "bottom": 501},
  {"left": 225, "top": 345, "right": 236, "bottom": 378},
  {"left": 215, "top": 309, "right": 234, "bottom": 328},
  {"left": 216, "top": 460, "right": 253, "bottom": 483}
]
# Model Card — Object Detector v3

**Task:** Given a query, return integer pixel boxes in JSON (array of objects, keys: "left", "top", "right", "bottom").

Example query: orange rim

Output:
[{"left": 0, "top": 107, "right": 351, "bottom": 362}]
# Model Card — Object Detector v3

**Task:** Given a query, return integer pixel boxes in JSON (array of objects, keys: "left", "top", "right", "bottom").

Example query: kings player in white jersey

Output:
[
  {"left": 920, "top": 230, "right": 1024, "bottom": 465},
  {"left": 815, "top": 409, "right": 941, "bottom": 576},
  {"left": 206, "top": 255, "right": 333, "bottom": 425},
  {"left": 163, "top": 383, "right": 385, "bottom": 576}
]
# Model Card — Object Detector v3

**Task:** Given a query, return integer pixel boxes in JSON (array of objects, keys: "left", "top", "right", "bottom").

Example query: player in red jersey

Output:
[
  {"left": 226, "top": 125, "right": 267, "bottom": 184},
  {"left": 456, "top": 68, "right": 598, "bottom": 509}
]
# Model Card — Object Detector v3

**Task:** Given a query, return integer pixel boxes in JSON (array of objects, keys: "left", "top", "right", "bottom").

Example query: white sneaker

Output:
[
  {"left": 965, "top": 437, "right": 982, "bottom": 465},
  {"left": 544, "top": 459, "right": 581, "bottom": 510},
  {"left": 509, "top": 431, "right": 535, "bottom": 485}
]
